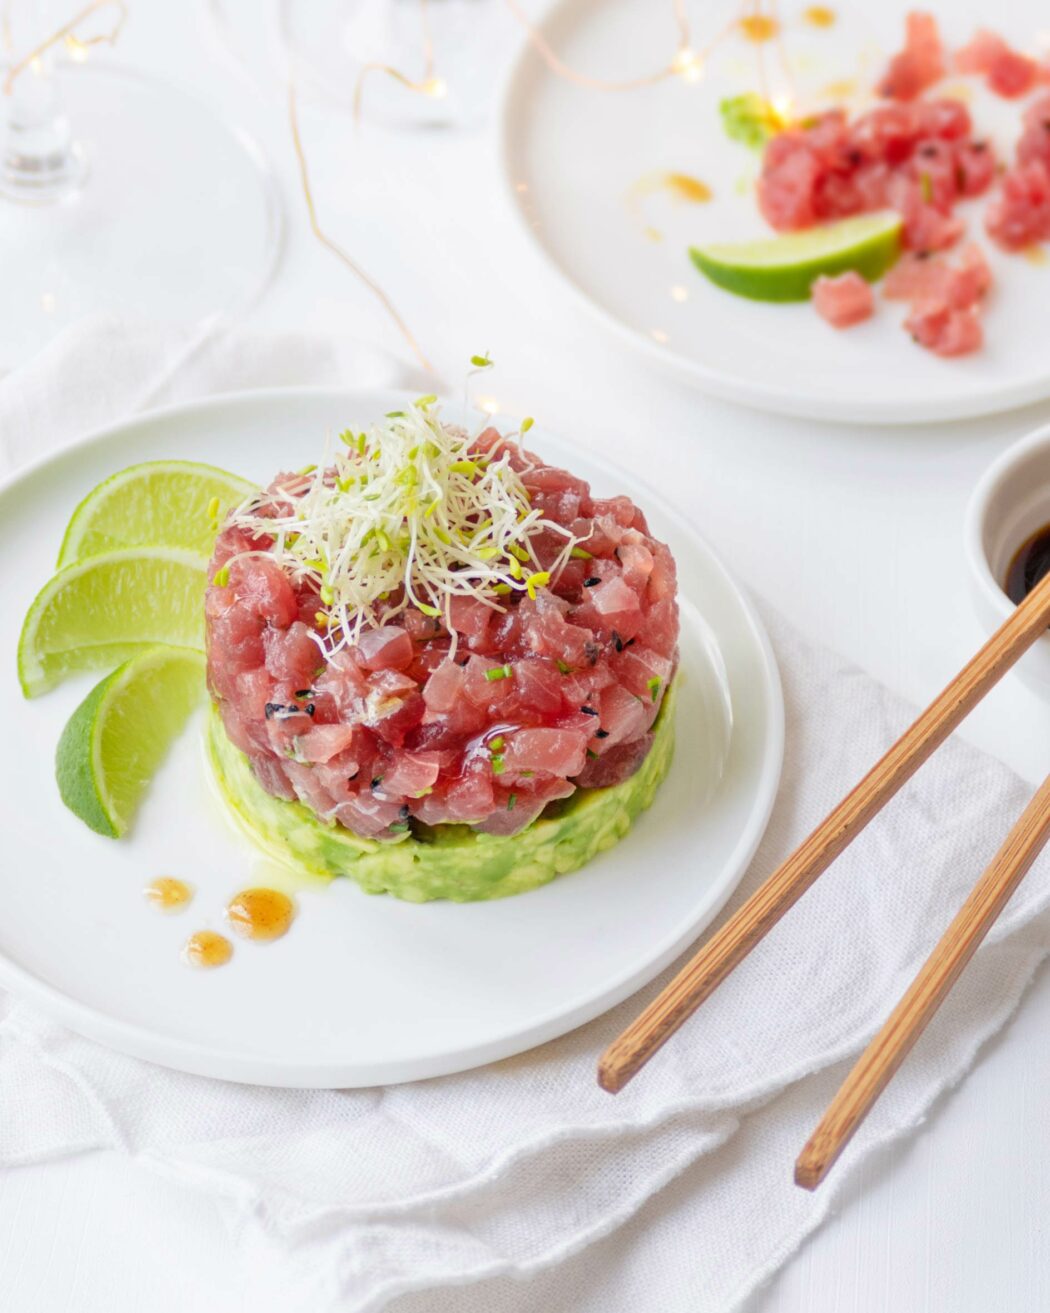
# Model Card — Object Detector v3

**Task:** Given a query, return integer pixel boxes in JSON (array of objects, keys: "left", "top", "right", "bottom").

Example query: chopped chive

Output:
[
  {"left": 389, "top": 822, "right": 410, "bottom": 834},
  {"left": 212, "top": 564, "right": 230, "bottom": 587},
  {"left": 491, "top": 754, "right": 505, "bottom": 775},
  {"left": 484, "top": 664, "right": 513, "bottom": 682},
  {"left": 570, "top": 546, "right": 593, "bottom": 560},
  {"left": 586, "top": 749, "right": 598, "bottom": 759},
  {"left": 507, "top": 792, "right": 517, "bottom": 810},
  {"left": 489, "top": 735, "right": 505, "bottom": 752},
  {"left": 647, "top": 676, "right": 662, "bottom": 701},
  {"left": 556, "top": 660, "right": 573, "bottom": 675}
]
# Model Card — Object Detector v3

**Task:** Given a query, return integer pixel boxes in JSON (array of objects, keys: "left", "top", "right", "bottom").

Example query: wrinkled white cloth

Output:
[{"left": 1, "top": 319, "right": 1049, "bottom": 1313}]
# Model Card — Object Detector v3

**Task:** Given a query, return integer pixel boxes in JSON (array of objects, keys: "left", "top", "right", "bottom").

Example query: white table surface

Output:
[{"left": 4, "top": 1, "right": 1050, "bottom": 1309}]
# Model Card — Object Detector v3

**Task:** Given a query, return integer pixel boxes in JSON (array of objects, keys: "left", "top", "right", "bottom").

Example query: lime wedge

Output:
[
  {"left": 56, "top": 646, "right": 205, "bottom": 837},
  {"left": 689, "top": 211, "right": 903, "bottom": 302},
  {"left": 57, "top": 459, "right": 256, "bottom": 567},
  {"left": 18, "top": 547, "right": 208, "bottom": 698}
]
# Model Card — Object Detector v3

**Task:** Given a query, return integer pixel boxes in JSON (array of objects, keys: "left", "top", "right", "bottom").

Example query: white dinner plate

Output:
[
  {"left": 0, "top": 389, "right": 783, "bottom": 1087},
  {"left": 500, "top": 0, "right": 1050, "bottom": 423}
]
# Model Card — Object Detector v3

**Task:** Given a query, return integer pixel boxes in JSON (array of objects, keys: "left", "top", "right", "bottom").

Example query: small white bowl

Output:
[{"left": 966, "top": 423, "right": 1050, "bottom": 699}]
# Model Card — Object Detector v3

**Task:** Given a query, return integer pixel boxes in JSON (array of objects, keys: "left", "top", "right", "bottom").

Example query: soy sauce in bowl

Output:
[{"left": 1006, "top": 524, "right": 1050, "bottom": 605}]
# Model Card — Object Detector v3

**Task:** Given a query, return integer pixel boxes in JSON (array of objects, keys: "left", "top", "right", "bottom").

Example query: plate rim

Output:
[
  {"left": 495, "top": 0, "right": 1050, "bottom": 426},
  {"left": 0, "top": 386, "right": 785, "bottom": 1086}
]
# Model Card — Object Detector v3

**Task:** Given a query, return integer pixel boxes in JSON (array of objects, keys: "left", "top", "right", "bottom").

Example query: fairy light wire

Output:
[
  {"left": 3, "top": 0, "right": 126, "bottom": 95},
  {"left": 287, "top": 77, "right": 435, "bottom": 376}
]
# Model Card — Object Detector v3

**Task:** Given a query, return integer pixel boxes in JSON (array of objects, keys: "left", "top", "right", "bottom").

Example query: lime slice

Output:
[
  {"left": 18, "top": 547, "right": 208, "bottom": 698},
  {"left": 56, "top": 646, "right": 206, "bottom": 837},
  {"left": 57, "top": 460, "right": 256, "bottom": 567},
  {"left": 689, "top": 211, "right": 903, "bottom": 302}
]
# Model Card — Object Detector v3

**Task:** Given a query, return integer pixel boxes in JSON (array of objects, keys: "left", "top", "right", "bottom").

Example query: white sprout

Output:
[{"left": 224, "top": 403, "right": 578, "bottom": 659}]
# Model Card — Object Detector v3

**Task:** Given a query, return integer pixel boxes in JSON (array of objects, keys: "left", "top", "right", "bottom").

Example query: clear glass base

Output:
[{"left": 0, "top": 62, "right": 283, "bottom": 369}]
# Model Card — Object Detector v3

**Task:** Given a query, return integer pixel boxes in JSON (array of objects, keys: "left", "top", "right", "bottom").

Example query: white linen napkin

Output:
[{"left": 2, "top": 318, "right": 1049, "bottom": 1313}]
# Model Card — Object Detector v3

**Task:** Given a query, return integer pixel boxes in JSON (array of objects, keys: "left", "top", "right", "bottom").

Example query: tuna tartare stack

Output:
[{"left": 204, "top": 405, "right": 679, "bottom": 901}]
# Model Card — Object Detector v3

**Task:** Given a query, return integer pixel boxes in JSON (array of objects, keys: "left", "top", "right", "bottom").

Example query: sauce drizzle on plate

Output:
[
  {"left": 144, "top": 876, "right": 193, "bottom": 912},
  {"left": 183, "top": 930, "right": 233, "bottom": 969},
  {"left": 226, "top": 888, "right": 295, "bottom": 942}
]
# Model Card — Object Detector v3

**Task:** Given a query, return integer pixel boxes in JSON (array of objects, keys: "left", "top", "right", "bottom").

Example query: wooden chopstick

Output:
[
  {"left": 795, "top": 772, "right": 1050, "bottom": 1190},
  {"left": 598, "top": 569, "right": 1050, "bottom": 1095}
]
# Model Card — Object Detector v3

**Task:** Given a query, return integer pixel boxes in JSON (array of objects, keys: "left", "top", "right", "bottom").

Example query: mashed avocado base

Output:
[{"left": 207, "top": 681, "right": 677, "bottom": 903}]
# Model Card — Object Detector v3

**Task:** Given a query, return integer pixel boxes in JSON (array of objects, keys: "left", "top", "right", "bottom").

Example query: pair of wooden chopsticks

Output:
[{"left": 598, "top": 569, "right": 1050, "bottom": 1190}]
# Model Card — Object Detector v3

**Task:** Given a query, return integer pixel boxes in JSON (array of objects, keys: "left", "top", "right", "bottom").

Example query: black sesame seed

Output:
[
  {"left": 305, "top": 703, "right": 316, "bottom": 717},
  {"left": 371, "top": 776, "right": 383, "bottom": 790},
  {"left": 294, "top": 689, "right": 313, "bottom": 699},
  {"left": 611, "top": 630, "right": 624, "bottom": 652},
  {"left": 399, "top": 804, "right": 410, "bottom": 820},
  {"left": 624, "top": 638, "right": 636, "bottom": 648},
  {"left": 584, "top": 641, "right": 600, "bottom": 666},
  {"left": 595, "top": 728, "right": 610, "bottom": 739},
  {"left": 584, "top": 577, "right": 600, "bottom": 587},
  {"left": 580, "top": 705, "right": 599, "bottom": 716},
  {"left": 347, "top": 770, "right": 360, "bottom": 783}
]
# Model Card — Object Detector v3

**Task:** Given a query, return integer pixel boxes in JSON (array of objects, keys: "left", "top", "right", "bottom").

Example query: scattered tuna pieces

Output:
[
  {"left": 758, "top": 99, "right": 994, "bottom": 254},
  {"left": 750, "top": 12, "right": 1050, "bottom": 356},
  {"left": 953, "top": 29, "right": 1045, "bottom": 100},
  {"left": 812, "top": 272, "right": 875, "bottom": 327},
  {"left": 877, "top": 11, "right": 945, "bottom": 102}
]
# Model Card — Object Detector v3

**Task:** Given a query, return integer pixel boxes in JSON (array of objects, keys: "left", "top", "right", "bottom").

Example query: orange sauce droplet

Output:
[
  {"left": 663, "top": 172, "right": 712, "bottom": 203},
  {"left": 1022, "top": 245, "right": 1048, "bottom": 266},
  {"left": 183, "top": 930, "right": 233, "bottom": 968},
  {"left": 144, "top": 877, "right": 193, "bottom": 912},
  {"left": 739, "top": 14, "right": 779, "bottom": 42},
  {"left": 225, "top": 887, "right": 295, "bottom": 942},
  {"left": 803, "top": 6, "right": 836, "bottom": 28}
]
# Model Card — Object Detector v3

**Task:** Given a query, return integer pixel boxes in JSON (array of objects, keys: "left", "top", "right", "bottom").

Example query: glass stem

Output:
[{"left": 1, "top": 52, "right": 85, "bottom": 203}]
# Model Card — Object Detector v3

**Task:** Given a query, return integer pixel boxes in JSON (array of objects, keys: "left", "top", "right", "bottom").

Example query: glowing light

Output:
[
  {"left": 422, "top": 76, "right": 447, "bottom": 99},
  {"left": 670, "top": 285, "right": 688, "bottom": 303},
  {"left": 29, "top": 54, "right": 43, "bottom": 75},
  {"left": 64, "top": 34, "right": 88, "bottom": 61},
  {"left": 671, "top": 46, "right": 704, "bottom": 83},
  {"left": 476, "top": 396, "right": 500, "bottom": 416},
  {"left": 770, "top": 95, "right": 794, "bottom": 127}
]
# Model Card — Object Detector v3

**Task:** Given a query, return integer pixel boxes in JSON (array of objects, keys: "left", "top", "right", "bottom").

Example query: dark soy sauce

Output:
[{"left": 1005, "top": 524, "right": 1050, "bottom": 605}]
